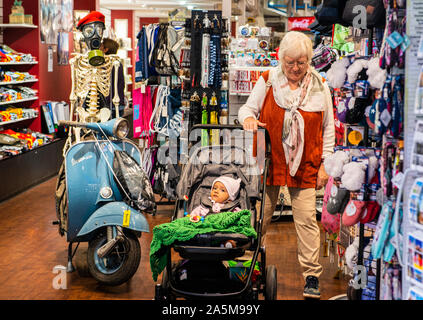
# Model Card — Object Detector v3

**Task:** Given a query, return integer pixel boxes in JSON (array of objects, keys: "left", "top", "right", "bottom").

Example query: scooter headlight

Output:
[
  {"left": 113, "top": 118, "right": 129, "bottom": 139},
  {"left": 100, "top": 187, "right": 113, "bottom": 199}
]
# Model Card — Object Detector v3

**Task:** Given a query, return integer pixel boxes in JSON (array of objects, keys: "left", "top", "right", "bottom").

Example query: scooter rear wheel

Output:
[{"left": 87, "top": 231, "right": 141, "bottom": 286}]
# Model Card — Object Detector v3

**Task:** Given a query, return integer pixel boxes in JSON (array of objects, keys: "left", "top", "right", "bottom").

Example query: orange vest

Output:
[{"left": 258, "top": 70, "right": 324, "bottom": 188}]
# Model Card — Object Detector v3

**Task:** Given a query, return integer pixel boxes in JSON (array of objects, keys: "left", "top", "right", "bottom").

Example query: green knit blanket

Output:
[{"left": 149, "top": 209, "right": 257, "bottom": 281}]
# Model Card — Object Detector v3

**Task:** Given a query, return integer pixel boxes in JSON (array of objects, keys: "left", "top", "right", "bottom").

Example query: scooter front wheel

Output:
[{"left": 87, "top": 231, "right": 141, "bottom": 286}]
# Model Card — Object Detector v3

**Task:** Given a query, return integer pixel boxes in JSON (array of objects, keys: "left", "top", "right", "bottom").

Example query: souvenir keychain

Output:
[
  {"left": 203, "top": 13, "right": 211, "bottom": 29},
  {"left": 209, "top": 92, "right": 219, "bottom": 145},
  {"left": 201, "top": 92, "right": 209, "bottom": 146},
  {"left": 212, "top": 14, "right": 220, "bottom": 29},
  {"left": 190, "top": 91, "right": 201, "bottom": 127},
  {"left": 193, "top": 14, "right": 201, "bottom": 29}
]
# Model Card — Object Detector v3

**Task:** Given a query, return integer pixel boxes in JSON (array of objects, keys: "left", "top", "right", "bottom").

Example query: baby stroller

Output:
[{"left": 154, "top": 124, "right": 277, "bottom": 300}]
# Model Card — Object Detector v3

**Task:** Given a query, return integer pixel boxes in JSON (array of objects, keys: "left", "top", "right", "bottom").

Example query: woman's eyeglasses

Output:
[{"left": 283, "top": 59, "right": 308, "bottom": 69}]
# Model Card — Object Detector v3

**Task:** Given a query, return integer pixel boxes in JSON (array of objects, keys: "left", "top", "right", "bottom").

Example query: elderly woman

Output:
[{"left": 238, "top": 31, "right": 335, "bottom": 299}]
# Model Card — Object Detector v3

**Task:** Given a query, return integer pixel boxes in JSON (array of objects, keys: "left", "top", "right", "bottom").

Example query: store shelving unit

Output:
[
  {"left": 0, "top": 17, "right": 41, "bottom": 132},
  {"left": 0, "top": 61, "right": 38, "bottom": 65},
  {"left": 0, "top": 79, "right": 38, "bottom": 85},
  {"left": 0, "top": 97, "right": 38, "bottom": 106},
  {"left": 0, "top": 0, "right": 64, "bottom": 202},
  {"left": 0, "top": 115, "right": 37, "bottom": 126},
  {"left": 0, "top": 23, "right": 37, "bottom": 28}
]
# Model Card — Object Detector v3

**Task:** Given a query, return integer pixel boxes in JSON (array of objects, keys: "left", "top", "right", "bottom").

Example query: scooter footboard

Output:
[{"left": 77, "top": 202, "right": 149, "bottom": 239}]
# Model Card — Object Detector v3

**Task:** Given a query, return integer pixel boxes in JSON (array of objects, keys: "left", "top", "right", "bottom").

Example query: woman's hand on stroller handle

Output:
[{"left": 242, "top": 117, "right": 267, "bottom": 133}]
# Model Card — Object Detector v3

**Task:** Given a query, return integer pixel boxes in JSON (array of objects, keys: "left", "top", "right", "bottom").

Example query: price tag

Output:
[
  {"left": 123, "top": 210, "right": 131, "bottom": 227},
  {"left": 161, "top": 105, "right": 168, "bottom": 118}
]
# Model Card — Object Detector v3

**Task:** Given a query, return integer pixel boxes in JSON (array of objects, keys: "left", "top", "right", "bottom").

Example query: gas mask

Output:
[{"left": 81, "top": 22, "right": 105, "bottom": 66}]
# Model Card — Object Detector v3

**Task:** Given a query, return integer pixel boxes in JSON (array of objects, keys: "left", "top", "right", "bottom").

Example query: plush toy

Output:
[
  {"left": 367, "top": 156, "right": 379, "bottom": 183},
  {"left": 345, "top": 237, "right": 360, "bottom": 270},
  {"left": 326, "top": 58, "right": 350, "bottom": 89},
  {"left": 366, "top": 57, "right": 387, "bottom": 90},
  {"left": 324, "top": 150, "right": 349, "bottom": 178},
  {"left": 346, "top": 58, "right": 369, "bottom": 84},
  {"left": 341, "top": 161, "right": 367, "bottom": 191}
]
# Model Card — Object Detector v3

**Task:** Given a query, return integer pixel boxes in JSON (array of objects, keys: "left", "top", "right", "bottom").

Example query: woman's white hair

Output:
[{"left": 278, "top": 31, "right": 313, "bottom": 63}]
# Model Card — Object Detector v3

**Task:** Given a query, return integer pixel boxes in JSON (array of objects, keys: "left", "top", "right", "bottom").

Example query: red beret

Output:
[{"left": 77, "top": 11, "right": 105, "bottom": 30}]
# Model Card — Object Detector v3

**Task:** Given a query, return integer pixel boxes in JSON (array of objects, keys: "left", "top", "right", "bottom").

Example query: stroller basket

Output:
[{"left": 174, "top": 232, "right": 252, "bottom": 260}]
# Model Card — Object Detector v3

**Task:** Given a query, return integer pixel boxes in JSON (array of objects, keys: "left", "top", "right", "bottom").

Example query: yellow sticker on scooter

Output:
[{"left": 123, "top": 210, "right": 131, "bottom": 227}]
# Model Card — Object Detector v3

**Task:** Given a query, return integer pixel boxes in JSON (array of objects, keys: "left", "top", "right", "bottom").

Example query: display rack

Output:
[
  {"left": 0, "top": 61, "right": 38, "bottom": 65},
  {"left": 0, "top": 79, "right": 38, "bottom": 85},
  {"left": 0, "top": 0, "right": 64, "bottom": 203},
  {"left": 0, "top": 23, "right": 37, "bottom": 28}
]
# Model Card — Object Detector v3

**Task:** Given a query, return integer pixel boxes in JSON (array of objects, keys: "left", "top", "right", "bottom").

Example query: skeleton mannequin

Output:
[{"left": 68, "top": 11, "right": 121, "bottom": 146}]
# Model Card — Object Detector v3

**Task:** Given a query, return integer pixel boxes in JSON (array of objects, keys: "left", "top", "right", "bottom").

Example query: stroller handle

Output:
[{"left": 190, "top": 123, "right": 271, "bottom": 157}]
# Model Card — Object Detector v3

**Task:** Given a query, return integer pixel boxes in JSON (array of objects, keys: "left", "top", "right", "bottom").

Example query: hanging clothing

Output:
[{"left": 135, "top": 27, "right": 149, "bottom": 82}]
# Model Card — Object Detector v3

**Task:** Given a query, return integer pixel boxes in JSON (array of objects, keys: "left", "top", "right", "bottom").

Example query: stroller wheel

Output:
[{"left": 265, "top": 265, "right": 277, "bottom": 300}]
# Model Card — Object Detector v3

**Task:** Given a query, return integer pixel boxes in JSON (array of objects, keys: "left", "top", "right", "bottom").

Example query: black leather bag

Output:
[
  {"left": 342, "top": 0, "right": 386, "bottom": 28},
  {"left": 113, "top": 150, "right": 156, "bottom": 213},
  {"left": 314, "top": 0, "right": 348, "bottom": 26}
]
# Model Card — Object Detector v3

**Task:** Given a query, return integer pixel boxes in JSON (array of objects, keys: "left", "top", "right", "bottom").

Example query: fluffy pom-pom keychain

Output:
[
  {"left": 327, "top": 58, "right": 350, "bottom": 89},
  {"left": 324, "top": 150, "right": 349, "bottom": 178},
  {"left": 341, "top": 161, "right": 367, "bottom": 191},
  {"left": 367, "top": 156, "right": 379, "bottom": 183},
  {"left": 346, "top": 59, "right": 369, "bottom": 84},
  {"left": 366, "top": 57, "right": 387, "bottom": 90}
]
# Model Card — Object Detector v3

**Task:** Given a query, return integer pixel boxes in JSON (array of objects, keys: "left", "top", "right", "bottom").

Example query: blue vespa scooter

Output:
[{"left": 54, "top": 117, "right": 153, "bottom": 286}]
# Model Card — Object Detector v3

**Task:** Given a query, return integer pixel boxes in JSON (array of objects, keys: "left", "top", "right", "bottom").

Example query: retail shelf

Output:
[
  {"left": 230, "top": 92, "right": 252, "bottom": 96},
  {"left": 229, "top": 66, "right": 273, "bottom": 71},
  {"left": 0, "top": 24, "right": 38, "bottom": 28},
  {"left": 0, "top": 61, "right": 38, "bottom": 65},
  {"left": 0, "top": 79, "right": 38, "bottom": 86},
  {"left": 0, "top": 116, "right": 37, "bottom": 126},
  {"left": 0, "top": 97, "right": 38, "bottom": 106}
]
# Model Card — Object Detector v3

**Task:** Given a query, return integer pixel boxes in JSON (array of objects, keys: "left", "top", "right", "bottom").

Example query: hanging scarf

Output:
[{"left": 268, "top": 66, "right": 327, "bottom": 176}]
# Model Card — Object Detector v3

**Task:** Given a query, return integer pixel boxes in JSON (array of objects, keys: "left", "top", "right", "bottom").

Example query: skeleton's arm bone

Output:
[{"left": 112, "top": 59, "right": 121, "bottom": 118}]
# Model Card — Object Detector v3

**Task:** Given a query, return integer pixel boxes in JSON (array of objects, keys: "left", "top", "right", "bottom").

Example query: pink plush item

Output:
[
  {"left": 342, "top": 199, "right": 366, "bottom": 227},
  {"left": 321, "top": 177, "right": 341, "bottom": 234}
]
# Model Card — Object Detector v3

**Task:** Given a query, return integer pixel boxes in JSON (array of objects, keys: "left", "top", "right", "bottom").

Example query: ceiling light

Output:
[
  {"left": 187, "top": 5, "right": 194, "bottom": 10},
  {"left": 179, "top": 1, "right": 187, "bottom": 4}
]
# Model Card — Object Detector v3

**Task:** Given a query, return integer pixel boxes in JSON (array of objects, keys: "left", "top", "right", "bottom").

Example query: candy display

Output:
[
  {"left": 0, "top": 106, "right": 38, "bottom": 123},
  {"left": 0, "top": 45, "right": 37, "bottom": 63},
  {"left": 0, "top": 128, "right": 54, "bottom": 160},
  {"left": 0, "top": 86, "right": 37, "bottom": 102},
  {"left": 0, "top": 70, "right": 36, "bottom": 83}
]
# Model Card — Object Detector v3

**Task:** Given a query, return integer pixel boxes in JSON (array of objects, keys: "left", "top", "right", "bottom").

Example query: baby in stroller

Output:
[
  {"left": 189, "top": 176, "right": 242, "bottom": 221},
  {"left": 153, "top": 138, "right": 277, "bottom": 300}
]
